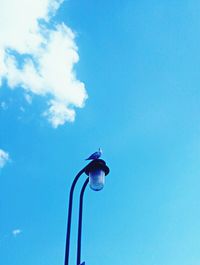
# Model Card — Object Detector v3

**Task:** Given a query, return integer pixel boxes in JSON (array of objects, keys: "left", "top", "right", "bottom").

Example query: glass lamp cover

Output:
[{"left": 89, "top": 169, "right": 105, "bottom": 191}]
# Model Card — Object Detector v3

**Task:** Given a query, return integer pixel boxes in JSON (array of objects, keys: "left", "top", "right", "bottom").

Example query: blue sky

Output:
[{"left": 1, "top": 0, "right": 200, "bottom": 265}]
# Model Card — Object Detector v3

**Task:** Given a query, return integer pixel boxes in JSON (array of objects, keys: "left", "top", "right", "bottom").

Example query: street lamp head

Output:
[{"left": 85, "top": 159, "right": 110, "bottom": 191}]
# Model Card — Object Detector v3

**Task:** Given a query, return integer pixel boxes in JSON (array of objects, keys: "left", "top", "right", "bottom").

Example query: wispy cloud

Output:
[
  {"left": 0, "top": 101, "right": 8, "bottom": 110},
  {"left": 0, "top": 0, "right": 87, "bottom": 127},
  {"left": 0, "top": 149, "right": 9, "bottom": 168},
  {"left": 24, "top": 94, "right": 32, "bottom": 104},
  {"left": 12, "top": 229, "right": 22, "bottom": 237}
]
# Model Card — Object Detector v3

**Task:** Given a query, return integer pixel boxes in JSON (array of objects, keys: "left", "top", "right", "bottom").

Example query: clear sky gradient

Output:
[{"left": 1, "top": 1, "right": 200, "bottom": 265}]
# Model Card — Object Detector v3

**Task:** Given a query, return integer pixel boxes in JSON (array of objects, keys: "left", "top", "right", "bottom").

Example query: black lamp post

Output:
[{"left": 64, "top": 159, "right": 110, "bottom": 265}]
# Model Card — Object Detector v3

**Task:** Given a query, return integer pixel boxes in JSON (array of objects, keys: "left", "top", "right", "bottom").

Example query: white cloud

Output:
[
  {"left": 0, "top": 149, "right": 9, "bottom": 168},
  {"left": 0, "top": 0, "right": 87, "bottom": 127},
  {"left": 44, "top": 100, "right": 75, "bottom": 127},
  {"left": 12, "top": 229, "right": 22, "bottom": 236}
]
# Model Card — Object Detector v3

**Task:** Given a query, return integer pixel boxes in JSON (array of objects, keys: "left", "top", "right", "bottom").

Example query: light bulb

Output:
[{"left": 89, "top": 169, "right": 105, "bottom": 191}]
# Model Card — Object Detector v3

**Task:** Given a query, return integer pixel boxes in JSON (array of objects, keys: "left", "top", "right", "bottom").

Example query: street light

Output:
[
  {"left": 85, "top": 159, "right": 109, "bottom": 191},
  {"left": 64, "top": 158, "right": 110, "bottom": 265}
]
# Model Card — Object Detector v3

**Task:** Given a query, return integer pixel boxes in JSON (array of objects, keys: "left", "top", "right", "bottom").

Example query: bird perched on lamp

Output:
[{"left": 85, "top": 148, "right": 102, "bottom": 160}]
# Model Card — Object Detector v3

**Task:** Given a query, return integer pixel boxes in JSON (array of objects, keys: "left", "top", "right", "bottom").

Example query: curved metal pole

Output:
[
  {"left": 64, "top": 167, "right": 86, "bottom": 265},
  {"left": 77, "top": 177, "right": 89, "bottom": 265}
]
